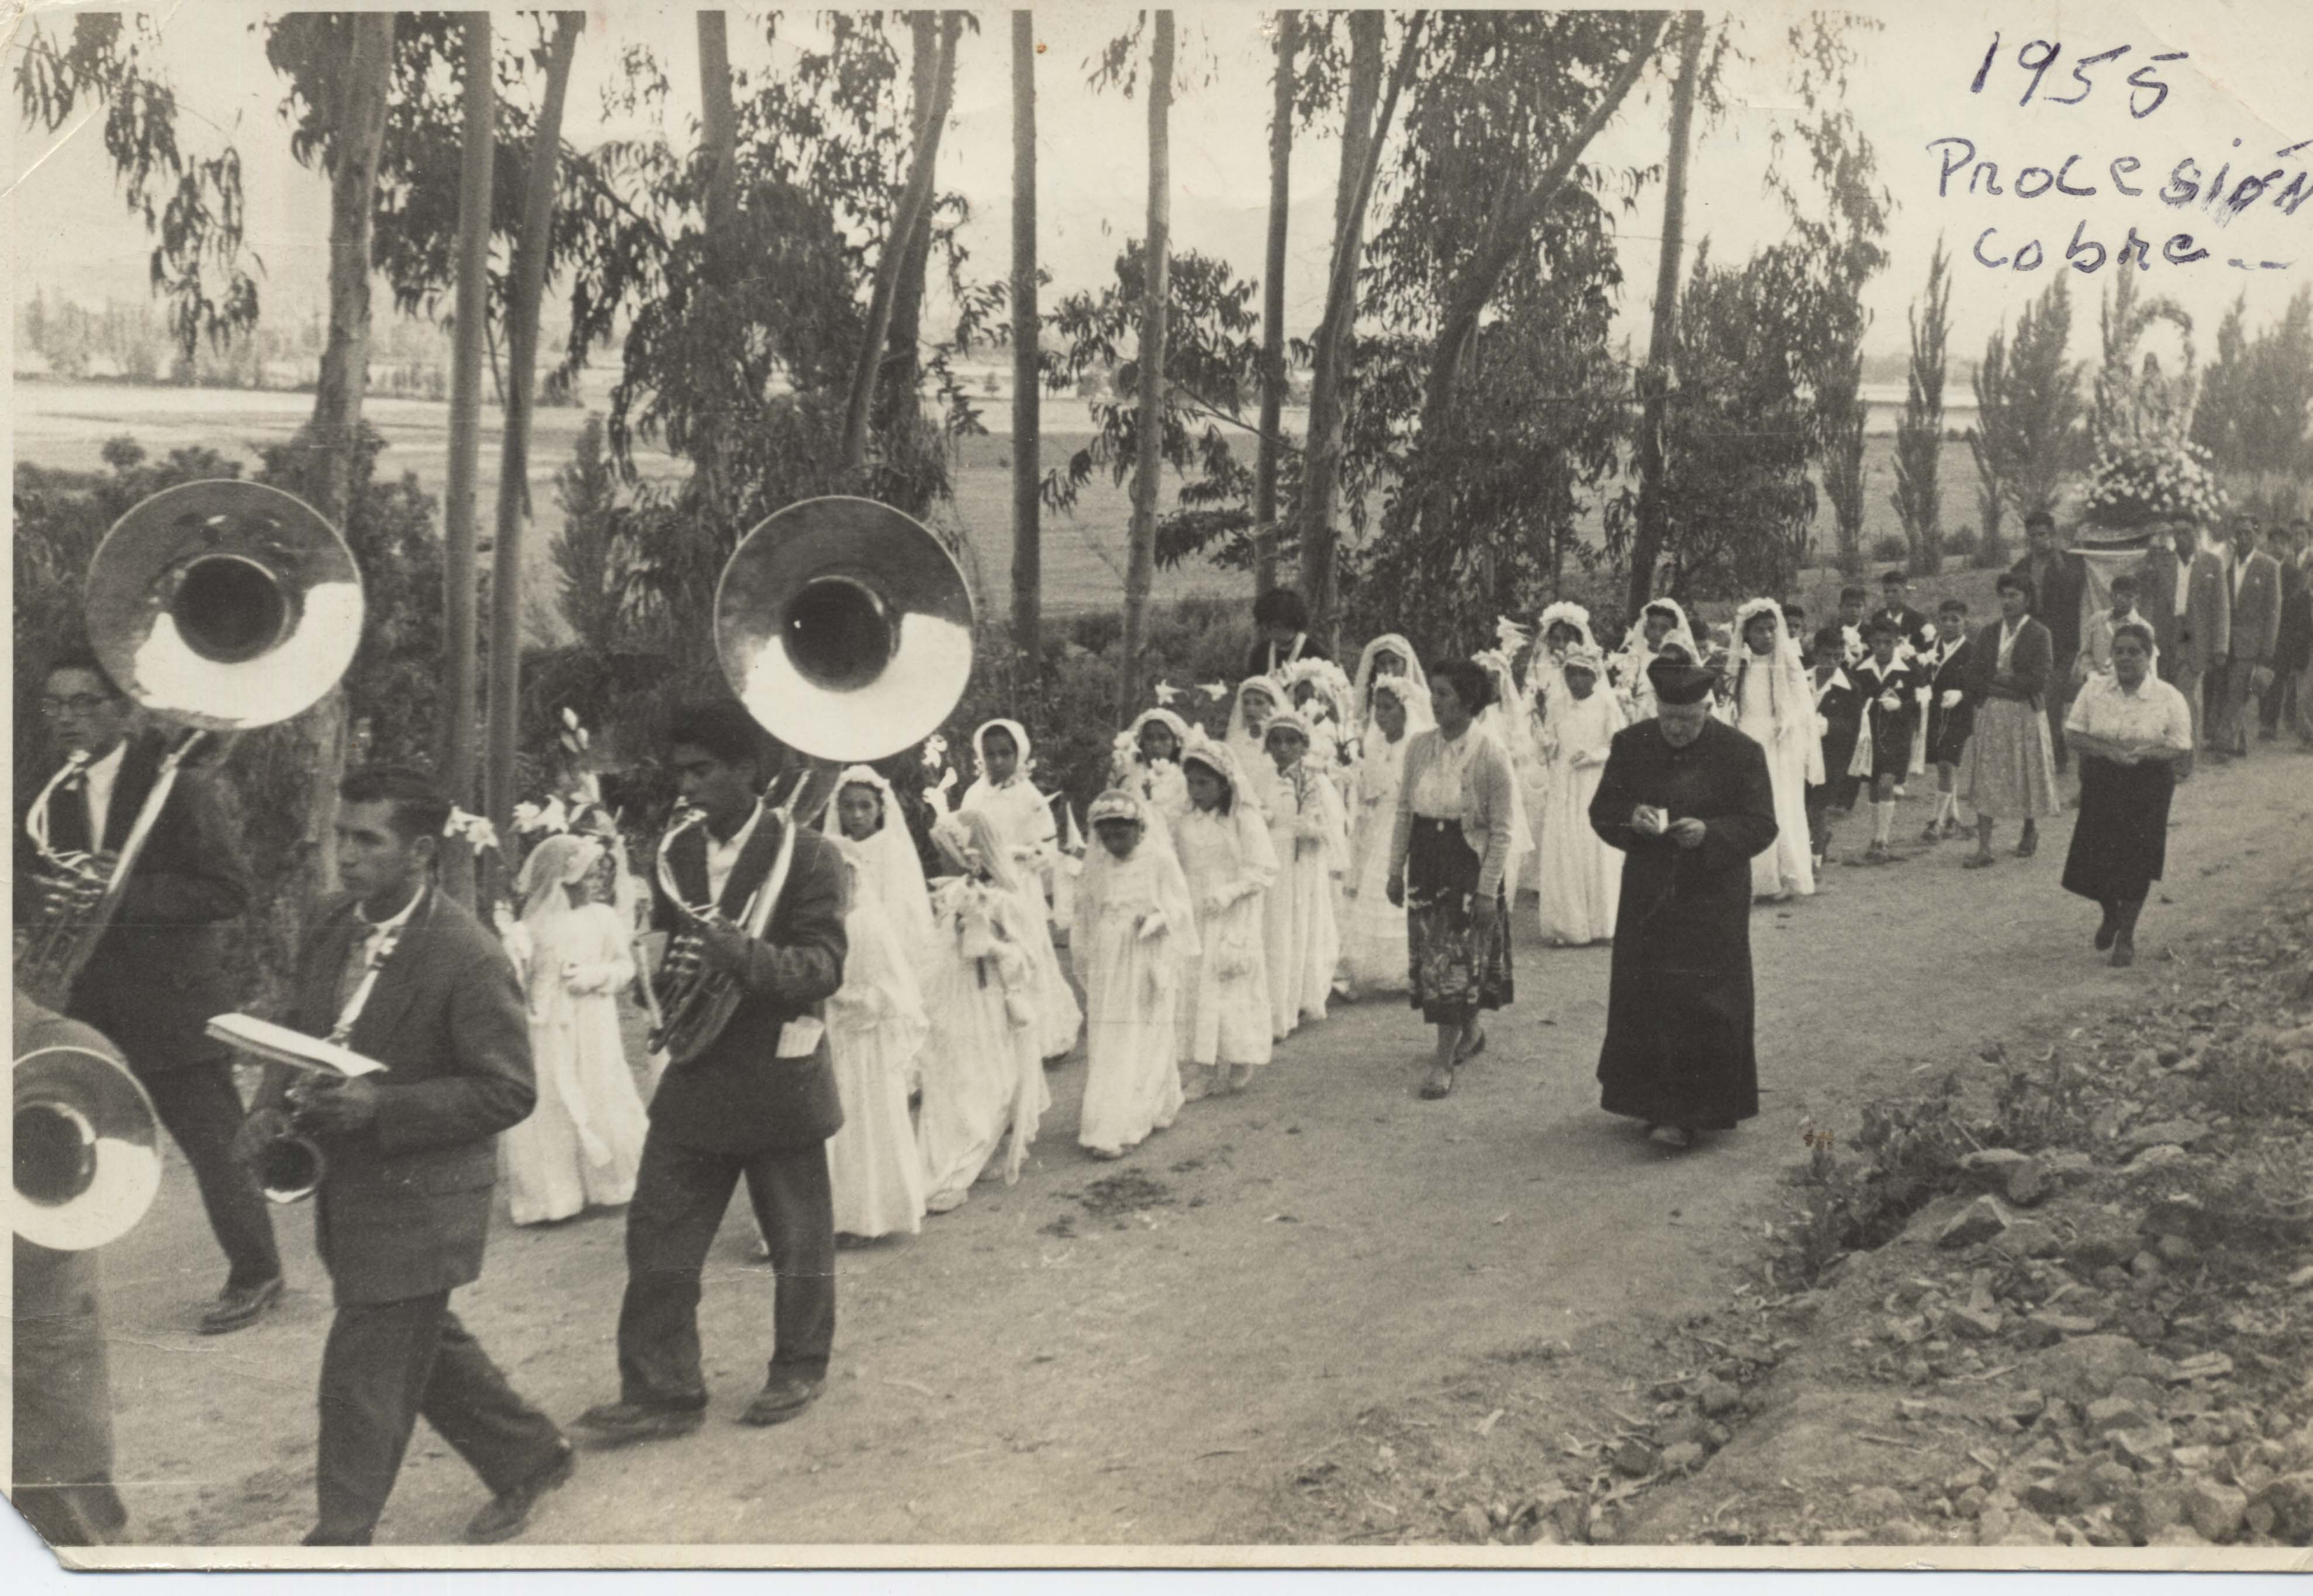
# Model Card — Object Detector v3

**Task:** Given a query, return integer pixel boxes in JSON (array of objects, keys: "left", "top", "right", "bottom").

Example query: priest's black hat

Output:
[{"left": 1647, "top": 656, "right": 1719, "bottom": 705}]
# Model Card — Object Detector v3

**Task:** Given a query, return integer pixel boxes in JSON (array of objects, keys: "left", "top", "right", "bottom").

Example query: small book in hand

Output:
[{"left": 205, "top": 1013, "right": 389, "bottom": 1078}]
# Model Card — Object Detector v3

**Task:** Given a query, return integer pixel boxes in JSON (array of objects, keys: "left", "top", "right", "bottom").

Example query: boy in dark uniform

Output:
[
  {"left": 1807, "top": 648, "right": 1863, "bottom": 873},
  {"left": 1844, "top": 617, "right": 1925, "bottom": 863},
  {"left": 1923, "top": 597, "right": 1976, "bottom": 841}
]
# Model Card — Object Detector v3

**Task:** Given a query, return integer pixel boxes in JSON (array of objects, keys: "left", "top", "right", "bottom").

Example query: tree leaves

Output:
[{"left": 14, "top": 13, "right": 261, "bottom": 359}]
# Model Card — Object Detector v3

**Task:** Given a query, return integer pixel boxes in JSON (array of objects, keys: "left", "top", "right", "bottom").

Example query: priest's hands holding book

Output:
[{"left": 1635, "top": 805, "right": 1705, "bottom": 849}]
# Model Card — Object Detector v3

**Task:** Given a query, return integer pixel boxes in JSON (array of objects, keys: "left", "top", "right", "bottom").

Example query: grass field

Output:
[{"left": 13, "top": 378, "right": 1990, "bottom": 635}]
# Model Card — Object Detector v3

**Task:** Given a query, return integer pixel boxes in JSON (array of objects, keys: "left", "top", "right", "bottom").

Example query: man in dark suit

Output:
[
  {"left": 2259, "top": 518, "right": 2309, "bottom": 740},
  {"left": 2215, "top": 514, "right": 2284, "bottom": 759},
  {"left": 236, "top": 765, "right": 569, "bottom": 1546},
  {"left": 2012, "top": 511, "right": 2088, "bottom": 772},
  {"left": 16, "top": 648, "right": 281, "bottom": 1334},
  {"left": 574, "top": 700, "right": 848, "bottom": 1444},
  {"left": 2137, "top": 521, "right": 2187, "bottom": 679}
]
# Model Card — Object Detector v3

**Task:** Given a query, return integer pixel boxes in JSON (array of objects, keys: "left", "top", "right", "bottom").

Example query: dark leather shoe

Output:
[
  {"left": 200, "top": 1276, "right": 283, "bottom": 1336},
  {"left": 570, "top": 1401, "right": 705, "bottom": 1446},
  {"left": 739, "top": 1375, "right": 824, "bottom": 1427},
  {"left": 465, "top": 1439, "right": 575, "bottom": 1544}
]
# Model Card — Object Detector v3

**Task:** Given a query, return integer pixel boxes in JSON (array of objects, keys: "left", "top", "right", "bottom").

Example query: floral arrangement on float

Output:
[{"left": 2079, "top": 436, "right": 2228, "bottom": 530}]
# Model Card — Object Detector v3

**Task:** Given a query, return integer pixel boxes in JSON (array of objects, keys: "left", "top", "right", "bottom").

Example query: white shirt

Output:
[
  {"left": 2173, "top": 556, "right": 2192, "bottom": 617},
  {"left": 339, "top": 881, "right": 427, "bottom": 1019},
  {"left": 705, "top": 804, "right": 764, "bottom": 908},
  {"left": 1409, "top": 726, "right": 1482, "bottom": 819},
  {"left": 2065, "top": 672, "right": 2193, "bottom": 752},
  {"left": 82, "top": 740, "right": 126, "bottom": 851}
]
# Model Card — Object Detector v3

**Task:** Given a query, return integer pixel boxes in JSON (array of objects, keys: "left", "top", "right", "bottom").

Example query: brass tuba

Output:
[
  {"left": 648, "top": 497, "right": 973, "bottom": 1067},
  {"left": 14, "top": 1044, "right": 164, "bottom": 1251},
  {"left": 18, "top": 481, "right": 364, "bottom": 1012}
]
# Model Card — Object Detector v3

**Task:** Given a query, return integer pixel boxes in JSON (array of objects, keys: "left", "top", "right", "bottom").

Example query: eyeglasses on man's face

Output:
[{"left": 39, "top": 694, "right": 116, "bottom": 718}]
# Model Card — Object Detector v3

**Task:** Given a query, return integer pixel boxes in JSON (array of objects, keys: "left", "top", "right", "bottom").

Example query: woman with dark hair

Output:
[
  {"left": 2060, "top": 622, "right": 2192, "bottom": 966},
  {"left": 1386, "top": 659, "right": 1517, "bottom": 1100},
  {"left": 1961, "top": 572, "right": 2061, "bottom": 868}
]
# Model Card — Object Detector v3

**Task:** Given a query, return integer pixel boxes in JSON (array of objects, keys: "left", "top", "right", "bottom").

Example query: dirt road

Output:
[{"left": 88, "top": 750, "right": 2313, "bottom": 1549}]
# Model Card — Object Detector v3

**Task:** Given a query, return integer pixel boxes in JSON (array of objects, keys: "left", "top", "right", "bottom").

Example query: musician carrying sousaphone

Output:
[
  {"left": 574, "top": 496, "right": 974, "bottom": 1443},
  {"left": 16, "top": 646, "right": 282, "bottom": 1334}
]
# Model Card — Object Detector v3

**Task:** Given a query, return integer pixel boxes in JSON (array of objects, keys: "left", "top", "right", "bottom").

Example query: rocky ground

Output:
[{"left": 1241, "top": 857, "right": 2313, "bottom": 1556}]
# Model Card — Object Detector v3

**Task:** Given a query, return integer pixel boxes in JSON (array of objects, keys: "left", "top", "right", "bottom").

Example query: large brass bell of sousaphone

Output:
[
  {"left": 84, "top": 479, "right": 364, "bottom": 731},
  {"left": 714, "top": 497, "right": 976, "bottom": 765},
  {"left": 14, "top": 1045, "right": 164, "bottom": 1251}
]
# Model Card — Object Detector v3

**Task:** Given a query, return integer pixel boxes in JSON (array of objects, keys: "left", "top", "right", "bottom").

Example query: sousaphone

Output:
[
  {"left": 648, "top": 497, "right": 974, "bottom": 1065},
  {"left": 18, "top": 480, "right": 364, "bottom": 1009}
]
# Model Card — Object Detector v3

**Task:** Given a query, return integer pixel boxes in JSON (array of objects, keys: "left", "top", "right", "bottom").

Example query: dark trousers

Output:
[
  {"left": 141, "top": 1060, "right": 281, "bottom": 1292},
  {"left": 1803, "top": 785, "right": 1830, "bottom": 855},
  {"left": 2259, "top": 667, "right": 2297, "bottom": 733},
  {"left": 614, "top": 1128, "right": 835, "bottom": 1409},
  {"left": 14, "top": 1244, "right": 127, "bottom": 1547},
  {"left": 314, "top": 1291, "right": 562, "bottom": 1542}
]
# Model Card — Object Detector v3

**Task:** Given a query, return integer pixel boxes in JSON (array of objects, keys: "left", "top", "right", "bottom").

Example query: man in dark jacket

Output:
[
  {"left": 575, "top": 700, "right": 849, "bottom": 1444},
  {"left": 238, "top": 765, "right": 569, "bottom": 1546},
  {"left": 2012, "top": 511, "right": 2089, "bottom": 772},
  {"left": 2260, "top": 518, "right": 2311, "bottom": 740},
  {"left": 17, "top": 648, "right": 281, "bottom": 1334}
]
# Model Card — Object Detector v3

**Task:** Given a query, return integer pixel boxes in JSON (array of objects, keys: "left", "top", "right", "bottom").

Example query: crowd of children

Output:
[{"left": 488, "top": 557, "right": 2221, "bottom": 1243}]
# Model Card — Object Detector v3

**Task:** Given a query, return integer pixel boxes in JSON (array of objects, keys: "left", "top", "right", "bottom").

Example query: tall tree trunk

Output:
[
  {"left": 485, "top": 12, "right": 583, "bottom": 848},
  {"left": 1009, "top": 9, "right": 1042, "bottom": 674},
  {"left": 880, "top": 11, "right": 944, "bottom": 435},
  {"left": 1118, "top": 12, "right": 1174, "bottom": 721},
  {"left": 1299, "top": 12, "right": 1418, "bottom": 641},
  {"left": 440, "top": 11, "right": 494, "bottom": 906},
  {"left": 697, "top": 12, "right": 739, "bottom": 260},
  {"left": 1251, "top": 11, "right": 1296, "bottom": 598},
  {"left": 307, "top": 13, "right": 395, "bottom": 531},
  {"left": 1625, "top": 11, "right": 1703, "bottom": 620},
  {"left": 282, "top": 9, "right": 395, "bottom": 931},
  {"left": 695, "top": 10, "right": 740, "bottom": 546},
  {"left": 841, "top": 12, "right": 963, "bottom": 476}
]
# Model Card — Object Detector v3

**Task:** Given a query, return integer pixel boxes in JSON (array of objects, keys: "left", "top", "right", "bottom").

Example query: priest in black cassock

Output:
[{"left": 1588, "top": 657, "right": 1778, "bottom": 1149}]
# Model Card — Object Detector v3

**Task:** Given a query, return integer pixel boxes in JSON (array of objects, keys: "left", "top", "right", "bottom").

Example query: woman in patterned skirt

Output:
[{"left": 1387, "top": 659, "right": 1519, "bottom": 1101}]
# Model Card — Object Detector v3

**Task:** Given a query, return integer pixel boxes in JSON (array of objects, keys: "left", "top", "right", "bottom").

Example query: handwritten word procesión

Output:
[{"left": 1927, "top": 35, "right": 2304, "bottom": 275}]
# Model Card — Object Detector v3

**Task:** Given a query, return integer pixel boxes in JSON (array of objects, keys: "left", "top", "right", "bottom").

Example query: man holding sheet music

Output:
[{"left": 232, "top": 765, "right": 571, "bottom": 1546}]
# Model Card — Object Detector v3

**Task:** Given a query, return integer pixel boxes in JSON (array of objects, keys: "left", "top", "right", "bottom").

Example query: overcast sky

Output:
[{"left": 8, "top": 1, "right": 2312, "bottom": 376}]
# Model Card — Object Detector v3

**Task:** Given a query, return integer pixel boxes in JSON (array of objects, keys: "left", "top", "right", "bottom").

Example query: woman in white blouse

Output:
[
  {"left": 2059, "top": 622, "right": 2193, "bottom": 967},
  {"left": 1386, "top": 659, "right": 1518, "bottom": 1100}
]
